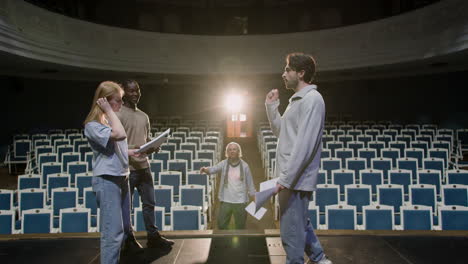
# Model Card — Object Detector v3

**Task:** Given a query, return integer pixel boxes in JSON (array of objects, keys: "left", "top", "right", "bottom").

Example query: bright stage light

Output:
[{"left": 224, "top": 93, "right": 243, "bottom": 113}]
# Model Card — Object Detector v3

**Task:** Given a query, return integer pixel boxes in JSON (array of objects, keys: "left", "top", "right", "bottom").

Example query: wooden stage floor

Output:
[{"left": 1, "top": 230, "right": 468, "bottom": 264}]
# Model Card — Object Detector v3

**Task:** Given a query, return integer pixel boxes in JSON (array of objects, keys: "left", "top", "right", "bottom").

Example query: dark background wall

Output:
[{"left": 3, "top": 70, "right": 468, "bottom": 146}]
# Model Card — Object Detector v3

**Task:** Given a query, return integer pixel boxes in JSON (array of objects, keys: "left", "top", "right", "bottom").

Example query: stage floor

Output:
[{"left": 1, "top": 230, "right": 468, "bottom": 264}]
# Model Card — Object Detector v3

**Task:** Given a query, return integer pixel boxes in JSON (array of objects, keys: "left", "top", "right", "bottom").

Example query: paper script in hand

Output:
[{"left": 245, "top": 201, "right": 267, "bottom": 220}]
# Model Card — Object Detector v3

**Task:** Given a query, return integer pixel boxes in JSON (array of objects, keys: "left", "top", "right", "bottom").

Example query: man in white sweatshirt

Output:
[{"left": 265, "top": 53, "right": 332, "bottom": 264}]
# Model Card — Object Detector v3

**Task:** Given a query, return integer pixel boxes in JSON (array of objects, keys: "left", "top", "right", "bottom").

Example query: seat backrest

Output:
[
  {"left": 0, "top": 189, "right": 14, "bottom": 210},
  {"left": 377, "top": 184, "right": 404, "bottom": 213},
  {"left": 359, "top": 169, "right": 383, "bottom": 194},
  {"left": 417, "top": 169, "right": 441, "bottom": 195},
  {"left": 409, "top": 184, "right": 436, "bottom": 211},
  {"left": 442, "top": 184, "right": 468, "bottom": 207},
  {"left": 314, "top": 184, "right": 339, "bottom": 212},
  {"left": 171, "top": 205, "right": 201, "bottom": 230},
  {"left": 326, "top": 204, "right": 357, "bottom": 230},
  {"left": 447, "top": 169, "right": 468, "bottom": 185},
  {"left": 363, "top": 204, "right": 394, "bottom": 230},
  {"left": 154, "top": 185, "right": 174, "bottom": 213},
  {"left": 21, "top": 208, "right": 53, "bottom": 234},
  {"left": 0, "top": 210, "right": 15, "bottom": 234},
  {"left": 18, "top": 174, "right": 42, "bottom": 191},
  {"left": 83, "top": 187, "right": 97, "bottom": 215},
  {"left": 167, "top": 159, "right": 188, "bottom": 183},
  {"left": 59, "top": 207, "right": 90, "bottom": 233},
  {"left": 344, "top": 184, "right": 372, "bottom": 213},
  {"left": 180, "top": 185, "right": 205, "bottom": 209},
  {"left": 19, "top": 188, "right": 46, "bottom": 215},
  {"left": 52, "top": 187, "right": 78, "bottom": 216},
  {"left": 159, "top": 171, "right": 182, "bottom": 196},
  {"left": 439, "top": 205, "right": 468, "bottom": 230},
  {"left": 152, "top": 150, "right": 170, "bottom": 170},
  {"left": 192, "top": 159, "right": 212, "bottom": 172},
  {"left": 47, "top": 173, "right": 71, "bottom": 200},
  {"left": 389, "top": 169, "right": 412, "bottom": 194},
  {"left": 401, "top": 205, "right": 433, "bottom": 230}
]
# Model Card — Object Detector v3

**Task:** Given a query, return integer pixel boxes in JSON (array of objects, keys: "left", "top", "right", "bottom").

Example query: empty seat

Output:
[
  {"left": 363, "top": 205, "right": 394, "bottom": 230},
  {"left": 0, "top": 189, "right": 14, "bottom": 210},
  {"left": 371, "top": 158, "right": 392, "bottom": 181},
  {"left": 17, "top": 174, "right": 42, "bottom": 190},
  {"left": 0, "top": 210, "right": 15, "bottom": 234},
  {"left": 417, "top": 169, "right": 442, "bottom": 195},
  {"left": 21, "top": 208, "right": 53, "bottom": 234},
  {"left": 438, "top": 205, "right": 468, "bottom": 230},
  {"left": 377, "top": 184, "right": 404, "bottom": 214},
  {"left": 346, "top": 158, "right": 367, "bottom": 181},
  {"left": 59, "top": 207, "right": 91, "bottom": 233},
  {"left": 19, "top": 188, "right": 46, "bottom": 216},
  {"left": 331, "top": 169, "right": 355, "bottom": 195},
  {"left": 441, "top": 184, "right": 468, "bottom": 206},
  {"left": 171, "top": 205, "right": 202, "bottom": 230},
  {"left": 409, "top": 184, "right": 437, "bottom": 212},
  {"left": 344, "top": 184, "right": 372, "bottom": 213},
  {"left": 447, "top": 169, "right": 468, "bottom": 185},
  {"left": 52, "top": 187, "right": 78, "bottom": 217},
  {"left": 314, "top": 184, "right": 339, "bottom": 213},
  {"left": 359, "top": 169, "right": 383, "bottom": 195},
  {"left": 325, "top": 204, "right": 357, "bottom": 230},
  {"left": 401, "top": 205, "right": 433, "bottom": 230}
]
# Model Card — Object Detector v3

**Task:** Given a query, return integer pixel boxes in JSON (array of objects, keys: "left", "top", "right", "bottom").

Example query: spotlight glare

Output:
[{"left": 224, "top": 94, "right": 243, "bottom": 113}]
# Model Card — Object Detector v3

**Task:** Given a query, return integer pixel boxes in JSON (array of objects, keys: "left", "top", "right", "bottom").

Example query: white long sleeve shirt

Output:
[{"left": 265, "top": 85, "right": 325, "bottom": 191}]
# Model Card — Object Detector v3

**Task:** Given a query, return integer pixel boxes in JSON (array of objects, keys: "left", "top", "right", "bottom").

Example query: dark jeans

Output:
[
  {"left": 217, "top": 201, "right": 247, "bottom": 230},
  {"left": 129, "top": 168, "right": 158, "bottom": 237}
]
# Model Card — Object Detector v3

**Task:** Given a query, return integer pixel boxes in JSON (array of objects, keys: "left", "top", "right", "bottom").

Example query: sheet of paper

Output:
[
  {"left": 135, "top": 128, "right": 170, "bottom": 153},
  {"left": 259, "top": 178, "right": 278, "bottom": 192},
  {"left": 245, "top": 201, "right": 267, "bottom": 220},
  {"left": 255, "top": 187, "right": 276, "bottom": 213}
]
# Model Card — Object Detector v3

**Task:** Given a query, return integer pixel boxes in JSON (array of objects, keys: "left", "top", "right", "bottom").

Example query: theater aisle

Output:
[{"left": 209, "top": 137, "right": 277, "bottom": 231}]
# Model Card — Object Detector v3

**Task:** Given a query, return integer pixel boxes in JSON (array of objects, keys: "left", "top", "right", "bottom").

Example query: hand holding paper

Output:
[{"left": 135, "top": 128, "right": 170, "bottom": 154}]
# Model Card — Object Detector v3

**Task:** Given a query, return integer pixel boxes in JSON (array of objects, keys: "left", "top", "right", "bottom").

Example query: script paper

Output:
[
  {"left": 260, "top": 178, "right": 278, "bottom": 191},
  {"left": 245, "top": 201, "right": 267, "bottom": 220},
  {"left": 135, "top": 128, "right": 170, "bottom": 154}
]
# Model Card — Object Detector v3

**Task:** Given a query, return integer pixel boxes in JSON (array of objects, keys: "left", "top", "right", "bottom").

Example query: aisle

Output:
[{"left": 210, "top": 137, "right": 277, "bottom": 231}]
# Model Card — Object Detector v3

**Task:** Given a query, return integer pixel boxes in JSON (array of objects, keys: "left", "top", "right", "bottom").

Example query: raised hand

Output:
[
  {"left": 265, "top": 89, "right": 279, "bottom": 104},
  {"left": 96, "top": 97, "right": 113, "bottom": 113},
  {"left": 199, "top": 167, "right": 209, "bottom": 174}
]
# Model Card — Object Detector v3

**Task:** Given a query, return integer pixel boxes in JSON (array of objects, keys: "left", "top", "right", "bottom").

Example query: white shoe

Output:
[
  {"left": 305, "top": 256, "right": 333, "bottom": 264},
  {"left": 316, "top": 256, "right": 333, "bottom": 264}
]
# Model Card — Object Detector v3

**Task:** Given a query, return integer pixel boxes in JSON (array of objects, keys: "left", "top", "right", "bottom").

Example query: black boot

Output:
[
  {"left": 147, "top": 232, "right": 174, "bottom": 248},
  {"left": 122, "top": 234, "right": 144, "bottom": 254}
]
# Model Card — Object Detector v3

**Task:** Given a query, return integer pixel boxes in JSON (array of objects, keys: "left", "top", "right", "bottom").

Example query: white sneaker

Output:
[
  {"left": 305, "top": 256, "right": 333, "bottom": 264},
  {"left": 316, "top": 256, "right": 333, "bottom": 264}
]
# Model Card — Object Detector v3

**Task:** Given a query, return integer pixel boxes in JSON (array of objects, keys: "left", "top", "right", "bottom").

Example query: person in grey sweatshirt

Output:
[
  {"left": 200, "top": 142, "right": 256, "bottom": 229},
  {"left": 265, "top": 53, "right": 332, "bottom": 264}
]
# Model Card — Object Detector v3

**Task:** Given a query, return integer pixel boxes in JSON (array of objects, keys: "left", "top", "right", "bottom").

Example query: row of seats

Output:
[
  {"left": 257, "top": 122, "right": 468, "bottom": 231},
  {"left": 0, "top": 183, "right": 209, "bottom": 234},
  {"left": 308, "top": 204, "right": 468, "bottom": 231},
  {"left": 0, "top": 205, "right": 204, "bottom": 235},
  {"left": 310, "top": 183, "right": 468, "bottom": 214}
]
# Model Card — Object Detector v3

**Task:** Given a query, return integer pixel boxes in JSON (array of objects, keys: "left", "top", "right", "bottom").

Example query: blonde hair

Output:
[
  {"left": 84, "top": 81, "right": 123, "bottom": 125},
  {"left": 225, "top": 142, "right": 243, "bottom": 158}
]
